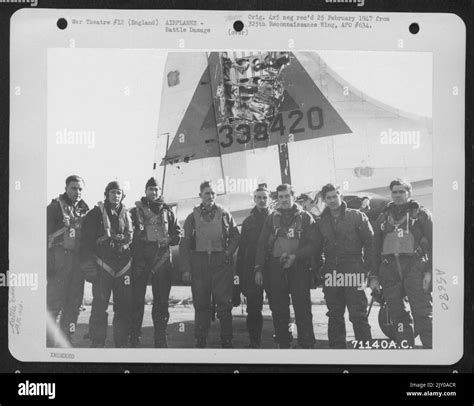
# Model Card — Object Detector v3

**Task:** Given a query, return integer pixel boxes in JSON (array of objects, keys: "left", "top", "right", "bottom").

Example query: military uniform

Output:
[
  {"left": 180, "top": 204, "right": 239, "bottom": 347},
  {"left": 80, "top": 201, "right": 133, "bottom": 347},
  {"left": 373, "top": 200, "right": 432, "bottom": 348},
  {"left": 236, "top": 206, "right": 272, "bottom": 347},
  {"left": 129, "top": 197, "right": 181, "bottom": 347},
  {"left": 255, "top": 204, "right": 316, "bottom": 348},
  {"left": 47, "top": 193, "right": 89, "bottom": 344},
  {"left": 315, "top": 201, "right": 373, "bottom": 349},
  {"left": 303, "top": 209, "right": 323, "bottom": 289}
]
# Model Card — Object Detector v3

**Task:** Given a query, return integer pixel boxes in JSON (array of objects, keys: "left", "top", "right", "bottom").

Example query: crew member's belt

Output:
[
  {"left": 95, "top": 256, "right": 131, "bottom": 278},
  {"left": 382, "top": 247, "right": 423, "bottom": 261},
  {"left": 324, "top": 255, "right": 363, "bottom": 266},
  {"left": 141, "top": 240, "right": 169, "bottom": 248}
]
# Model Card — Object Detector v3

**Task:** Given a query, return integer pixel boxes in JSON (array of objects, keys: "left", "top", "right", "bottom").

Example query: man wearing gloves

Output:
[
  {"left": 371, "top": 179, "right": 432, "bottom": 349},
  {"left": 254, "top": 184, "right": 316, "bottom": 349},
  {"left": 129, "top": 177, "right": 182, "bottom": 348},
  {"left": 80, "top": 181, "right": 133, "bottom": 348}
]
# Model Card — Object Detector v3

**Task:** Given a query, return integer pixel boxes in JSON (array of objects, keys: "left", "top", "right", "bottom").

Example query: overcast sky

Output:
[{"left": 47, "top": 49, "right": 431, "bottom": 205}]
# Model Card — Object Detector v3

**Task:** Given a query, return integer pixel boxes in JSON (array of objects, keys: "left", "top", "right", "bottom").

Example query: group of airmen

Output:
[{"left": 47, "top": 175, "right": 432, "bottom": 349}]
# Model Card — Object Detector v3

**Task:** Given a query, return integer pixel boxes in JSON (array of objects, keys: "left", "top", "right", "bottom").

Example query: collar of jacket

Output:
[
  {"left": 141, "top": 196, "right": 165, "bottom": 204},
  {"left": 141, "top": 196, "right": 166, "bottom": 213},
  {"left": 275, "top": 203, "right": 301, "bottom": 217},
  {"left": 61, "top": 193, "right": 88, "bottom": 211},
  {"left": 251, "top": 206, "right": 270, "bottom": 217},
  {"left": 61, "top": 193, "right": 73, "bottom": 206},
  {"left": 199, "top": 203, "right": 217, "bottom": 215},
  {"left": 104, "top": 200, "right": 122, "bottom": 215},
  {"left": 382, "top": 199, "right": 420, "bottom": 214},
  {"left": 321, "top": 200, "right": 347, "bottom": 218}
]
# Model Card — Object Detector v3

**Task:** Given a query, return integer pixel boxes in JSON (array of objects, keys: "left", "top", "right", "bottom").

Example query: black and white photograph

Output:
[{"left": 46, "top": 49, "right": 434, "bottom": 351}]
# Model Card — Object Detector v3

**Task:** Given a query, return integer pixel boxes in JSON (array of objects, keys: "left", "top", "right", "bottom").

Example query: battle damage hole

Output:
[
  {"left": 57, "top": 18, "right": 68, "bottom": 30},
  {"left": 233, "top": 20, "right": 244, "bottom": 32},
  {"left": 409, "top": 23, "right": 419, "bottom": 34}
]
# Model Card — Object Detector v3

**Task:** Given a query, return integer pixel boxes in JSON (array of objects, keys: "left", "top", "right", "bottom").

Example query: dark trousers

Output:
[
  {"left": 267, "top": 257, "right": 315, "bottom": 347},
  {"left": 47, "top": 246, "right": 84, "bottom": 341},
  {"left": 322, "top": 262, "right": 372, "bottom": 349},
  {"left": 131, "top": 243, "right": 172, "bottom": 343},
  {"left": 245, "top": 278, "right": 264, "bottom": 343},
  {"left": 242, "top": 266, "right": 272, "bottom": 344},
  {"left": 191, "top": 251, "right": 233, "bottom": 342},
  {"left": 379, "top": 255, "right": 432, "bottom": 348},
  {"left": 89, "top": 268, "right": 132, "bottom": 347}
]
